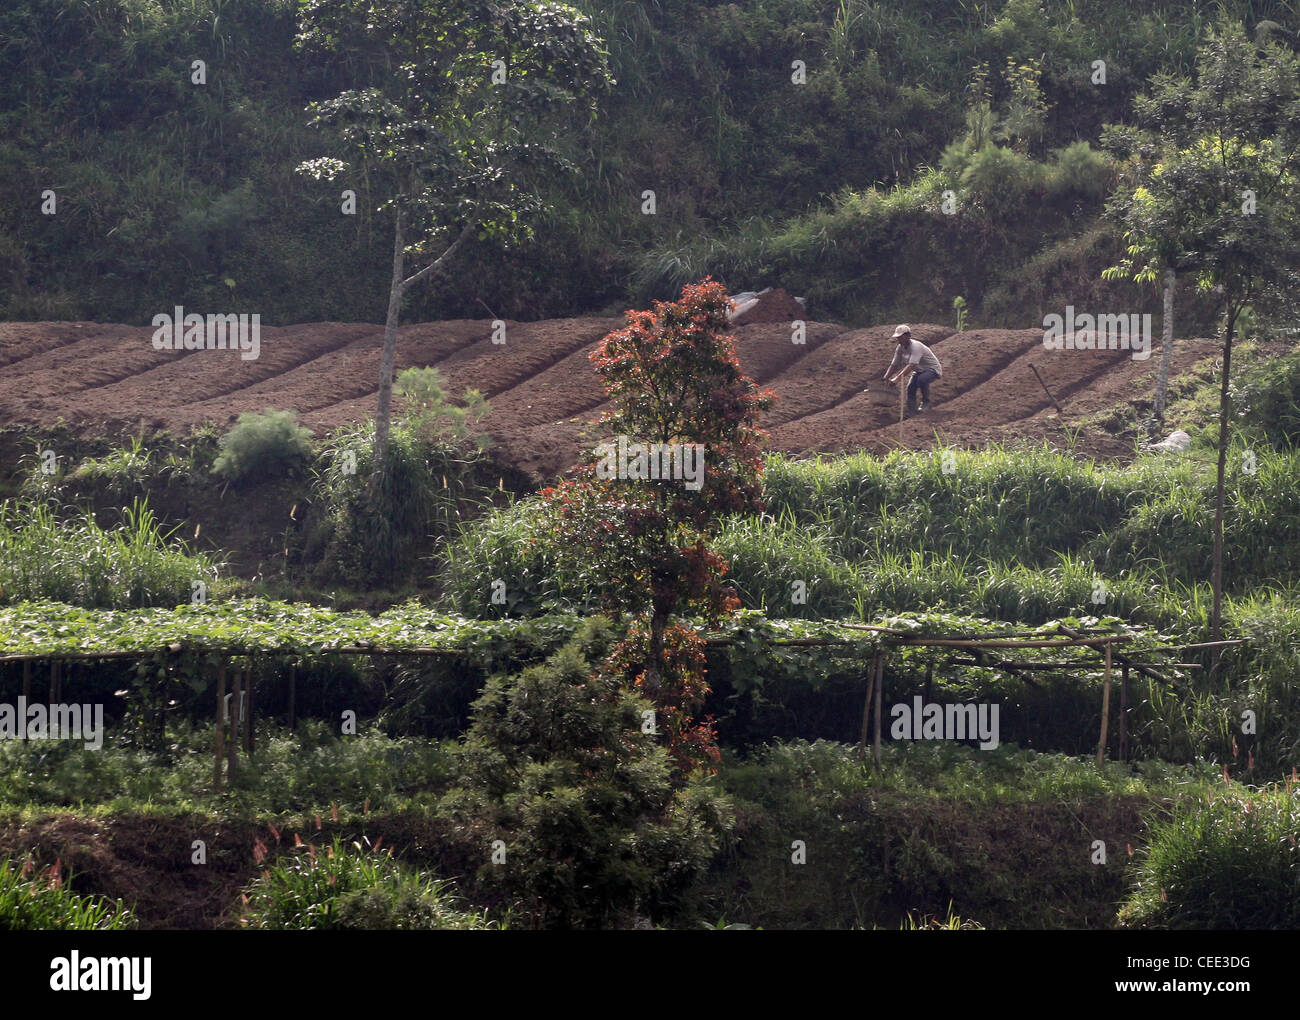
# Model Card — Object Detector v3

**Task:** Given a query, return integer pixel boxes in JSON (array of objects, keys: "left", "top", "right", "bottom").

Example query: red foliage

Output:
[
  {"left": 602, "top": 620, "right": 720, "bottom": 774},
  {"left": 537, "top": 279, "right": 775, "bottom": 775}
]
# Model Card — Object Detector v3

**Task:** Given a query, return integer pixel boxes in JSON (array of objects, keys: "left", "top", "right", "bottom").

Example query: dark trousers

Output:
[{"left": 907, "top": 369, "right": 939, "bottom": 406}]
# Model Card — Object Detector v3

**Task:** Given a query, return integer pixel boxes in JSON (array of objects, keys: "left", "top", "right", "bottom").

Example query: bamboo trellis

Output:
[{"left": 0, "top": 626, "right": 1247, "bottom": 782}]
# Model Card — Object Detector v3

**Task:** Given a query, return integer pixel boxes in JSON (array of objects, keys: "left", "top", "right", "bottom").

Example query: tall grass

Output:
[
  {"left": 311, "top": 421, "right": 494, "bottom": 587},
  {"left": 1120, "top": 787, "right": 1300, "bottom": 929},
  {"left": 242, "top": 837, "right": 495, "bottom": 930},
  {"left": 0, "top": 857, "right": 135, "bottom": 930},
  {"left": 0, "top": 498, "right": 221, "bottom": 609}
]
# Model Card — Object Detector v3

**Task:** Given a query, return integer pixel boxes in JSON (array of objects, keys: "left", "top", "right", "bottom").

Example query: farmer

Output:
[{"left": 883, "top": 324, "right": 942, "bottom": 415}]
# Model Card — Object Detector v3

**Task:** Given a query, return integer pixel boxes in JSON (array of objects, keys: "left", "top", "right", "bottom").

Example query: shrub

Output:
[
  {"left": 1047, "top": 141, "right": 1112, "bottom": 199},
  {"left": 1231, "top": 344, "right": 1300, "bottom": 448},
  {"left": 439, "top": 619, "right": 731, "bottom": 928},
  {"left": 311, "top": 420, "right": 493, "bottom": 586},
  {"left": 0, "top": 856, "right": 134, "bottom": 930},
  {"left": 394, "top": 366, "right": 491, "bottom": 455},
  {"left": 212, "top": 409, "right": 313, "bottom": 483},
  {"left": 1120, "top": 789, "right": 1300, "bottom": 929},
  {"left": 960, "top": 143, "right": 1044, "bottom": 210},
  {"left": 243, "top": 837, "right": 493, "bottom": 930}
]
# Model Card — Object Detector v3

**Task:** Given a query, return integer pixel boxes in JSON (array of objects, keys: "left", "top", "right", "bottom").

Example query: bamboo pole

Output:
[
  {"left": 859, "top": 652, "right": 879, "bottom": 750},
  {"left": 1096, "top": 644, "right": 1112, "bottom": 767},
  {"left": 951, "top": 657, "right": 1201, "bottom": 670},
  {"left": 288, "top": 662, "right": 297, "bottom": 732},
  {"left": 1119, "top": 662, "right": 1130, "bottom": 763},
  {"left": 873, "top": 651, "right": 884, "bottom": 770},
  {"left": 898, "top": 372, "right": 906, "bottom": 442},
  {"left": 214, "top": 662, "right": 226, "bottom": 791},
  {"left": 228, "top": 668, "right": 241, "bottom": 783},
  {"left": 895, "top": 635, "right": 1132, "bottom": 649},
  {"left": 1057, "top": 623, "right": 1173, "bottom": 686},
  {"left": 1154, "top": 639, "right": 1246, "bottom": 652}
]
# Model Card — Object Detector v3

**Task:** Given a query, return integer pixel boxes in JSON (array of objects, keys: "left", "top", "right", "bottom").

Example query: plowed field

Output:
[{"left": 0, "top": 319, "right": 1219, "bottom": 479}]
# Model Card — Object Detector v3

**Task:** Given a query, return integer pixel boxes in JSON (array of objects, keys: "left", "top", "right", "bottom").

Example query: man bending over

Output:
[{"left": 883, "top": 324, "right": 942, "bottom": 415}]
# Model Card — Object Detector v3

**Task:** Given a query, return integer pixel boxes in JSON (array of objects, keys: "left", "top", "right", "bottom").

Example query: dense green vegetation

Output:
[
  {"left": 4, "top": 1, "right": 1300, "bottom": 932},
  {"left": 3, "top": 424, "right": 1298, "bottom": 926},
  {"left": 1120, "top": 787, "right": 1300, "bottom": 929},
  {"left": 3, "top": 0, "right": 1290, "bottom": 326},
  {"left": 0, "top": 498, "right": 220, "bottom": 608}
]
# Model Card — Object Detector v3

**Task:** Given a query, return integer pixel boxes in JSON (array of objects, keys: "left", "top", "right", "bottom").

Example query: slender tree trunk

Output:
[
  {"left": 644, "top": 606, "right": 669, "bottom": 701},
  {"left": 1154, "top": 268, "right": 1175, "bottom": 424},
  {"left": 1210, "top": 308, "right": 1238, "bottom": 648},
  {"left": 370, "top": 209, "right": 407, "bottom": 493}
]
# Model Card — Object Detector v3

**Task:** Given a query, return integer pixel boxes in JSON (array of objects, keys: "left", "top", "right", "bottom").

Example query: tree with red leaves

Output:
[{"left": 537, "top": 279, "right": 776, "bottom": 773}]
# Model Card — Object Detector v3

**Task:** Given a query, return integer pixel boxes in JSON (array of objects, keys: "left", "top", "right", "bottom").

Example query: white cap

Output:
[{"left": 892, "top": 324, "right": 911, "bottom": 339}]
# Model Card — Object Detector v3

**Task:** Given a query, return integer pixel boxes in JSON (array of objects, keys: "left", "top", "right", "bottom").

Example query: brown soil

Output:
[
  {"left": 730, "top": 287, "right": 807, "bottom": 325},
  {"left": 0, "top": 319, "right": 1221, "bottom": 480},
  {"left": 0, "top": 812, "right": 263, "bottom": 930}
]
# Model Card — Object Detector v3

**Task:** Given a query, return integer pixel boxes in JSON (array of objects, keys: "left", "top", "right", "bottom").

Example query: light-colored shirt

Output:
[{"left": 887, "top": 340, "right": 942, "bottom": 378}]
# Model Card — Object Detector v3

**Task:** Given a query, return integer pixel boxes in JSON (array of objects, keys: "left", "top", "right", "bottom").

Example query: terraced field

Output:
[{"left": 0, "top": 318, "right": 1219, "bottom": 478}]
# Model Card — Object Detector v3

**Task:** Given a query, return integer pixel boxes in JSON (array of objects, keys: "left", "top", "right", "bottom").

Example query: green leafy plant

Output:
[
  {"left": 439, "top": 619, "right": 732, "bottom": 928},
  {"left": 0, "top": 856, "right": 134, "bottom": 930},
  {"left": 394, "top": 366, "right": 491, "bottom": 455},
  {"left": 243, "top": 837, "right": 493, "bottom": 930},
  {"left": 212, "top": 409, "right": 313, "bottom": 483}
]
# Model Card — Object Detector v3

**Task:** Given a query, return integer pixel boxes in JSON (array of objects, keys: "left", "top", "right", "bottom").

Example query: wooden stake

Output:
[
  {"left": 214, "top": 662, "right": 226, "bottom": 791},
  {"left": 859, "top": 653, "right": 879, "bottom": 750},
  {"left": 1028, "top": 362, "right": 1063, "bottom": 414},
  {"left": 898, "top": 374, "right": 906, "bottom": 444},
  {"left": 873, "top": 652, "right": 884, "bottom": 770},
  {"left": 1119, "top": 662, "right": 1130, "bottom": 763},
  {"left": 1096, "top": 644, "right": 1112, "bottom": 767},
  {"left": 244, "top": 669, "right": 254, "bottom": 755},
  {"left": 228, "top": 668, "right": 241, "bottom": 783}
]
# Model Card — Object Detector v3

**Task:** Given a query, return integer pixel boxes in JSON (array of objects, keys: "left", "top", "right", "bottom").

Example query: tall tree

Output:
[
  {"left": 540, "top": 279, "right": 776, "bottom": 772},
  {"left": 1102, "top": 20, "right": 1300, "bottom": 645},
  {"left": 295, "top": 0, "right": 613, "bottom": 485}
]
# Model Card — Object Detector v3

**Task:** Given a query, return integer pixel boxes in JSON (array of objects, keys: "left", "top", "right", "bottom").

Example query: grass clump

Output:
[
  {"left": 310, "top": 376, "right": 494, "bottom": 586},
  {"left": 1121, "top": 787, "right": 1300, "bottom": 930},
  {"left": 0, "top": 497, "right": 220, "bottom": 608},
  {"left": 0, "top": 856, "right": 134, "bottom": 930},
  {"left": 242, "top": 837, "right": 494, "bottom": 930},
  {"left": 212, "top": 409, "right": 314, "bottom": 483}
]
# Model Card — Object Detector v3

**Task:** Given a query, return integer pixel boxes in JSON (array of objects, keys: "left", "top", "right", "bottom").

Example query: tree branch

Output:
[{"left": 401, "top": 220, "right": 477, "bottom": 292}]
